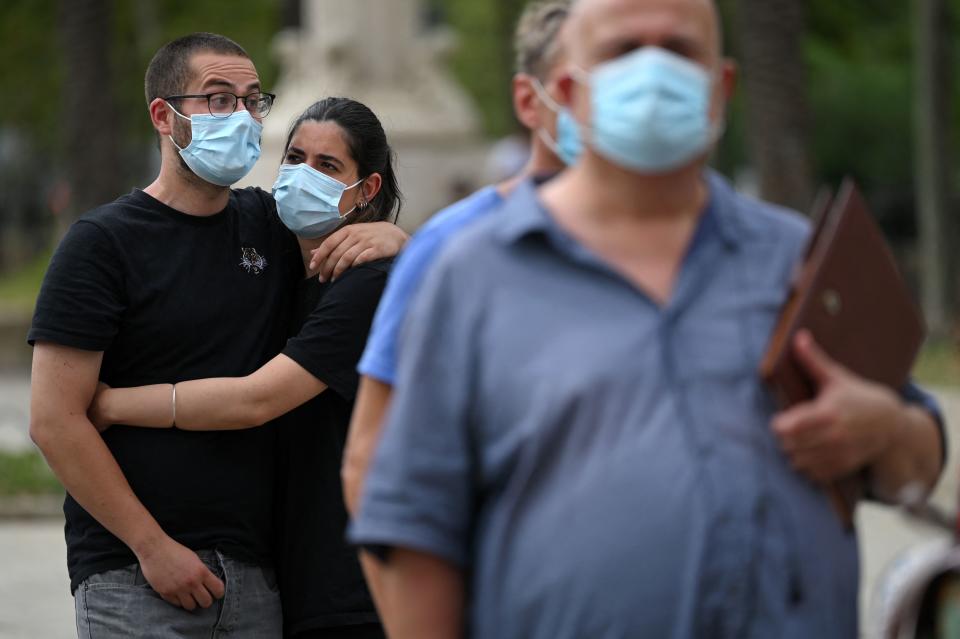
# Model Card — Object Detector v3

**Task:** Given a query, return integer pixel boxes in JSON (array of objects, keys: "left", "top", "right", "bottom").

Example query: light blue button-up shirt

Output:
[
  {"left": 357, "top": 185, "right": 504, "bottom": 385},
  {"left": 351, "top": 172, "right": 940, "bottom": 639}
]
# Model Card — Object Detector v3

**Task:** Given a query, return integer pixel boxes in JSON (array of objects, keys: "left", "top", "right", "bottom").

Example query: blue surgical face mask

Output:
[
  {"left": 530, "top": 78, "right": 582, "bottom": 166},
  {"left": 272, "top": 163, "right": 364, "bottom": 239},
  {"left": 575, "top": 47, "right": 719, "bottom": 173},
  {"left": 168, "top": 106, "right": 263, "bottom": 186}
]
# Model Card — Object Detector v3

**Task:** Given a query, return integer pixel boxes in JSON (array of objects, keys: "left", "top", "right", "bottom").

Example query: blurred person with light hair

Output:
[
  {"left": 342, "top": 0, "right": 575, "bottom": 527},
  {"left": 340, "top": 0, "right": 575, "bottom": 621},
  {"left": 349, "top": 0, "right": 947, "bottom": 637}
]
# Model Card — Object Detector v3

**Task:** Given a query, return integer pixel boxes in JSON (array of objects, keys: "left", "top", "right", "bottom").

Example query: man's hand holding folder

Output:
[
  {"left": 761, "top": 179, "right": 943, "bottom": 527},
  {"left": 772, "top": 329, "right": 903, "bottom": 484}
]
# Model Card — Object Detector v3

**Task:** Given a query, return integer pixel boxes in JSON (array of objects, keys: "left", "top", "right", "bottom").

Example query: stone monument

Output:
[{"left": 239, "top": 0, "right": 489, "bottom": 231}]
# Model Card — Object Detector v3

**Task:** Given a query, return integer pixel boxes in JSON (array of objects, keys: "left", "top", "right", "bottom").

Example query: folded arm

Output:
[{"left": 92, "top": 354, "right": 326, "bottom": 431}]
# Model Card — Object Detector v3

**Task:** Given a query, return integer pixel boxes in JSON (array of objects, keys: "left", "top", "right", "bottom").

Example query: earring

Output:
[{"left": 357, "top": 200, "right": 369, "bottom": 211}]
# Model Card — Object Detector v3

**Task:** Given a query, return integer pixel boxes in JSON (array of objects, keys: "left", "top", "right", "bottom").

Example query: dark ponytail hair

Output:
[{"left": 282, "top": 97, "right": 403, "bottom": 226}]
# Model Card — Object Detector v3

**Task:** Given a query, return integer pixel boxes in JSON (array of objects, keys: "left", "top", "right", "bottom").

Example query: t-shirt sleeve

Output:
[
  {"left": 356, "top": 229, "right": 449, "bottom": 386},
  {"left": 348, "top": 250, "right": 480, "bottom": 568},
  {"left": 28, "top": 220, "right": 126, "bottom": 351},
  {"left": 281, "top": 265, "right": 388, "bottom": 402}
]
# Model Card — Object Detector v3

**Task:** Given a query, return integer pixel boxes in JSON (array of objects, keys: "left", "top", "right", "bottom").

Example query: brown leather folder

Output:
[{"left": 759, "top": 178, "right": 926, "bottom": 527}]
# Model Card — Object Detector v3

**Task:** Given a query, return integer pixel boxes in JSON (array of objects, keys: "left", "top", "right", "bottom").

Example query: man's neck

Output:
[
  {"left": 143, "top": 156, "right": 231, "bottom": 216},
  {"left": 538, "top": 152, "right": 711, "bottom": 305},
  {"left": 570, "top": 153, "right": 708, "bottom": 224}
]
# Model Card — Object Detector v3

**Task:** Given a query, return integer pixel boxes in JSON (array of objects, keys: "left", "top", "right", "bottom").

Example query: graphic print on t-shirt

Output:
[{"left": 240, "top": 247, "right": 268, "bottom": 274}]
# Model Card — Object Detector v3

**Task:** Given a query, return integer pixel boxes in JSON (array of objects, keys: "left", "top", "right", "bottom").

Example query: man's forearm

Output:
[
  {"left": 343, "top": 376, "right": 393, "bottom": 516},
  {"left": 366, "top": 548, "right": 464, "bottom": 639},
  {"left": 869, "top": 403, "right": 943, "bottom": 501}
]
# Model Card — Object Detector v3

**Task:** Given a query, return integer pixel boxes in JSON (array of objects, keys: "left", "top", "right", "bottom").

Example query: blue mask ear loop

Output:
[
  {"left": 164, "top": 102, "right": 193, "bottom": 152},
  {"left": 529, "top": 78, "right": 568, "bottom": 157},
  {"left": 530, "top": 76, "right": 564, "bottom": 113},
  {"left": 565, "top": 67, "right": 594, "bottom": 145},
  {"left": 338, "top": 178, "right": 367, "bottom": 218}
]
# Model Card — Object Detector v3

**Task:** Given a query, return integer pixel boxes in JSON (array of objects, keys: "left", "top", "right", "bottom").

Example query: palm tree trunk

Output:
[
  {"left": 913, "top": 0, "right": 955, "bottom": 336},
  {"left": 58, "top": 0, "right": 122, "bottom": 231},
  {"left": 736, "top": 0, "right": 814, "bottom": 213}
]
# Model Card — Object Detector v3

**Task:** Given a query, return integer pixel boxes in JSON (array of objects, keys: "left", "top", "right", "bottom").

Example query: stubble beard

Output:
[{"left": 170, "top": 117, "right": 229, "bottom": 195}]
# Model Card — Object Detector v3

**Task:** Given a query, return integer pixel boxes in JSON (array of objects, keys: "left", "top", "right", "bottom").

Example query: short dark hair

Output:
[
  {"left": 283, "top": 97, "right": 403, "bottom": 226},
  {"left": 144, "top": 32, "right": 249, "bottom": 105}
]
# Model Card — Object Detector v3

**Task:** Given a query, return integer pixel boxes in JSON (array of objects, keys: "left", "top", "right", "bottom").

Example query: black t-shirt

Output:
[
  {"left": 276, "top": 258, "right": 392, "bottom": 634},
  {"left": 28, "top": 187, "right": 302, "bottom": 592}
]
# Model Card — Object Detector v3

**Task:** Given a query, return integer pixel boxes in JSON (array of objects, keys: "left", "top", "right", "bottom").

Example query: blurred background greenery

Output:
[{"left": 0, "top": 0, "right": 958, "bottom": 378}]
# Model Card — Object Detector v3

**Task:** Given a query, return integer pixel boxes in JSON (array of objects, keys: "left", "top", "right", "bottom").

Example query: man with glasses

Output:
[
  {"left": 166, "top": 91, "right": 277, "bottom": 119},
  {"left": 28, "top": 33, "right": 401, "bottom": 638}
]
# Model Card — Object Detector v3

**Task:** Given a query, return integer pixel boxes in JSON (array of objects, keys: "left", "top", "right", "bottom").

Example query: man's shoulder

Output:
[
  {"left": 75, "top": 190, "right": 152, "bottom": 227},
  {"left": 393, "top": 187, "right": 504, "bottom": 276},
  {"left": 420, "top": 201, "right": 514, "bottom": 286},
  {"left": 415, "top": 186, "right": 503, "bottom": 241},
  {"left": 709, "top": 171, "right": 811, "bottom": 249},
  {"left": 230, "top": 186, "right": 277, "bottom": 220},
  {"left": 232, "top": 185, "right": 274, "bottom": 207}
]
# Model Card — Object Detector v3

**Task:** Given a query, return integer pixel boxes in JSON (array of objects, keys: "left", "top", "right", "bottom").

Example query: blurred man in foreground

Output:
[{"left": 350, "top": 0, "right": 945, "bottom": 637}]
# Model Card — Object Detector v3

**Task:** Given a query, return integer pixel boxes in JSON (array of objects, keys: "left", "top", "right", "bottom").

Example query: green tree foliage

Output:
[
  {"left": 435, "top": 0, "right": 528, "bottom": 137},
  {"left": 0, "top": 0, "right": 280, "bottom": 168},
  {"left": 0, "top": 1, "right": 62, "bottom": 151},
  {"left": 806, "top": 2, "right": 915, "bottom": 191},
  {"left": 1, "top": 0, "right": 958, "bottom": 229}
]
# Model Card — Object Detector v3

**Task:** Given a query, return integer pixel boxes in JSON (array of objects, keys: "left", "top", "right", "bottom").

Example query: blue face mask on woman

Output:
[
  {"left": 272, "top": 163, "right": 364, "bottom": 239},
  {"left": 168, "top": 106, "right": 263, "bottom": 186},
  {"left": 575, "top": 47, "right": 719, "bottom": 173}
]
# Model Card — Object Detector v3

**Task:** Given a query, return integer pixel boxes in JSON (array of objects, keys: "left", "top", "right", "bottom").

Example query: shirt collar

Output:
[
  {"left": 496, "top": 169, "right": 744, "bottom": 251},
  {"left": 495, "top": 178, "right": 553, "bottom": 244}
]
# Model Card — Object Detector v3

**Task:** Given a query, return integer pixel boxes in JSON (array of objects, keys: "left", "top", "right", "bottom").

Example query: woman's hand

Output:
[
  {"left": 88, "top": 382, "right": 114, "bottom": 433},
  {"left": 309, "top": 222, "right": 409, "bottom": 282}
]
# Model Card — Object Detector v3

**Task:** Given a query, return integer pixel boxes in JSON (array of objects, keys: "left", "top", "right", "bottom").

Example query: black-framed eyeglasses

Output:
[{"left": 163, "top": 92, "right": 276, "bottom": 118}]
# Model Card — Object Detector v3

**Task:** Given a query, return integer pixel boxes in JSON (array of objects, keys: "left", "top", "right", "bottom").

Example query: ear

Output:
[
  {"left": 362, "top": 172, "right": 382, "bottom": 204},
  {"left": 149, "top": 98, "right": 177, "bottom": 137},
  {"left": 511, "top": 73, "right": 541, "bottom": 131}
]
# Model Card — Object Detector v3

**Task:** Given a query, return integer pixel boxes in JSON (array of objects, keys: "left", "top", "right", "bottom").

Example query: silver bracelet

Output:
[{"left": 171, "top": 384, "right": 177, "bottom": 428}]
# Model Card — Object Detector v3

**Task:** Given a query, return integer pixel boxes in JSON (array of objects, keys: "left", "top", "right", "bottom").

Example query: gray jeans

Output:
[{"left": 74, "top": 550, "right": 282, "bottom": 638}]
